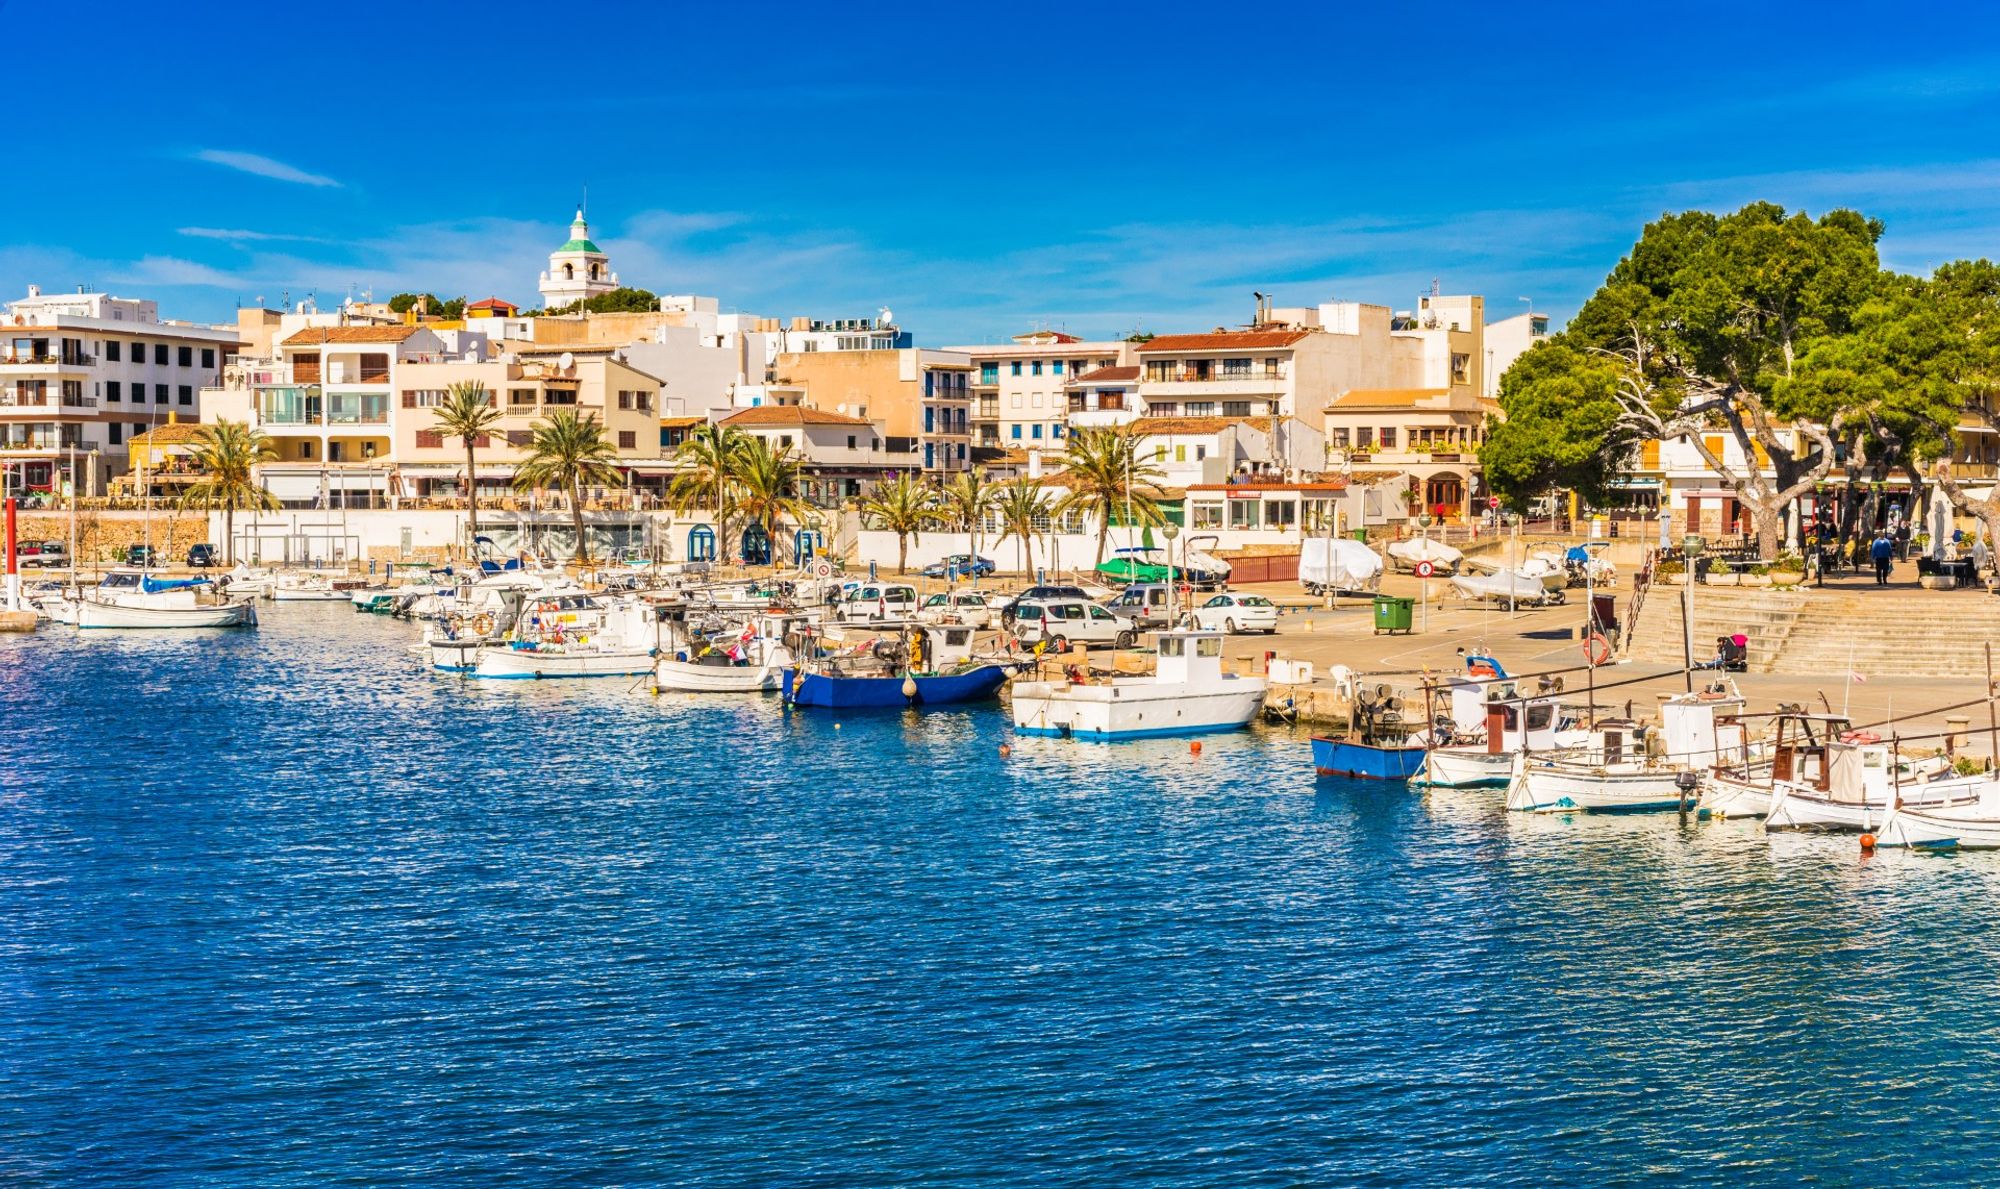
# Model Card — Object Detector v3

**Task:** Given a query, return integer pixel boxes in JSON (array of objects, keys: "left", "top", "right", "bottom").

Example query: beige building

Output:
[
  {"left": 945, "top": 331, "right": 1136, "bottom": 448},
  {"left": 715, "top": 404, "right": 915, "bottom": 508},
  {"left": 1320, "top": 388, "right": 1499, "bottom": 517},
  {"left": 770, "top": 347, "right": 973, "bottom": 476}
]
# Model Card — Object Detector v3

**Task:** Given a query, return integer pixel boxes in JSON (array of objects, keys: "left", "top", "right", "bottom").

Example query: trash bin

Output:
[
  {"left": 1350, "top": 529, "right": 1370, "bottom": 543},
  {"left": 1372, "top": 595, "right": 1414, "bottom": 635}
]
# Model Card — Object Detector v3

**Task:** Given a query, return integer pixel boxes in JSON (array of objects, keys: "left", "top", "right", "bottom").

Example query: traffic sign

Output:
[
  {"left": 813, "top": 560, "right": 833, "bottom": 578},
  {"left": 1414, "top": 560, "right": 1436, "bottom": 579}
]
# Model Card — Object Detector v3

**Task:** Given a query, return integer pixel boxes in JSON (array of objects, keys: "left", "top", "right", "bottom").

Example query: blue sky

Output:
[{"left": 4, "top": 1, "right": 1999, "bottom": 343}]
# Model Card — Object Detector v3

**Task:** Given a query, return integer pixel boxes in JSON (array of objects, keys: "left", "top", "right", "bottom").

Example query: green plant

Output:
[
  {"left": 1955, "top": 755, "right": 1985, "bottom": 776},
  {"left": 511, "top": 409, "right": 626, "bottom": 563},
  {"left": 177, "top": 420, "right": 278, "bottom": 565},
  {"left": 432, "top": 380, "right": 501, "bottom": 539},
  {"left": 1655, "top": 559, "right": 1685, "bottom": 576}
]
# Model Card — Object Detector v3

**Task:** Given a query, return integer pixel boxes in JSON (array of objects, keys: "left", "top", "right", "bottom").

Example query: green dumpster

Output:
[
  {"left": 1372, "top": 595, "right": 1415, "bottom": 635},
  {"left": 1350, "top": 529, "right": 1370, "bottom": 543}
]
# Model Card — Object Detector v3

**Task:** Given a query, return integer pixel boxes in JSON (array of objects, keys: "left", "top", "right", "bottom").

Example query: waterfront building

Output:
[
  {"left": 1481, "top": 309, "right": 1551, "bottom": 399},
  {"left": 1127, "top": 415, "right": 1326, "bottom": 490},
  {"left": 715, "top": 404, "right": 914, "bottom": 508},
  {"left": 0, "top": 285, "right": 241, "bottom": 498},
  {"left": 1063, "top": 365, "right": 1143, "bottom": 430},
  {"left": 1320, "top": 388, "right": 1498, "bottom": 518},
  {"left": 771, "top": 347, "right": 974, "bottom": 476},
  {"left": 944, "top": 332, "right": 1136, "bottom": 449}
]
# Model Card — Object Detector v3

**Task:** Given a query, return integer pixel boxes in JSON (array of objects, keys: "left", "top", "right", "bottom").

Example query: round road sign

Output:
[
  {"left": 814, "top": 560, "right": 833, "bottom": 578},
  {"left": 1414, "top": 560, "right": 1436, "bottom": 579}
]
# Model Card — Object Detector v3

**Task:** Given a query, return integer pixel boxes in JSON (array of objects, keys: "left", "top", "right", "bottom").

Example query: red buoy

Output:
[
  {"left": 998, "top": 744, "right": 1012, "bottom": 758},
  {"left": 1190, "top": 741, "right": 1202, "bottom": 756},
  {"left": 1860, "top": 833, "right": 1878, "bottom": 852}
]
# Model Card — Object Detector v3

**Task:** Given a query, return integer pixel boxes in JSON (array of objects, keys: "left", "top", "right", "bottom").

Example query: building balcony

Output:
[
  {"left": 326, "top": 411, "right": 391, "bottom": 425},
  {"left": 1947, "top": 461, "right": 2000, "bottom": 479},
  {"left": 1067, "top": 408, "right": 1141, "bottom": 429},
  {"left": 1138, "top": 376, "right": 1286, "bottom": 397},
  {"left": 0, "top": 353, "right": 93, "bottom": 368}
]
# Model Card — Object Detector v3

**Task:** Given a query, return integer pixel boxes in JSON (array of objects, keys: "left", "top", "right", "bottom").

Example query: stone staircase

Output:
[
  {"left": 1623, "top": 583, "right": 1805, "bottom": 673},
  {"left": 1625, "top": 581, "right": 2000, "bottom": 677}
]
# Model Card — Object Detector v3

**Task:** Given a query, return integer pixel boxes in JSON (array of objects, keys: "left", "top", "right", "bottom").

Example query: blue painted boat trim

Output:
[
  {"left": 783, "top": 665, "right": 1010, "bottom": 709},
  {"left": 1013, "top": 721, "right": 1252, "bottom": 742}
]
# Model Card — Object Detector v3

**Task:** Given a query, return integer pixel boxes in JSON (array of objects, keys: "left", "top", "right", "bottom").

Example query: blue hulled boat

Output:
[
  {"left": 1312, "top": 735, "right": 1427, "bottom": 781},
  {"left": 782, "top": 622, "right": 1011, "bottom": 710}
]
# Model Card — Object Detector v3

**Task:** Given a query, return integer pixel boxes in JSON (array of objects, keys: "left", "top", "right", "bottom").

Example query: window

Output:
[
  {"left": 618, "top": 391, "right": 631, "bottom": 409},
  {"left": 155, "top": 383, "right": 168, "bottom": 404},
  {"left": 1267, "top": 500, "right": 1297, "bottom": 529},
  {"left": 1222, "top": 401, "right": 1251, "bottom": 417},
  {"left": 1154, "top": 445, "right": 1166, "bottom": 461},
  {"left": 1174, "top": 445, "right": 1186, "bottom": 462},
  {"left": 618, "top": 431, "right": 636, "bottom": 449},
  {"left": 508, "top": 388, "right": 536, "bottom": 407},
  {"left": 506, "top": 430, "right": 533, "bottom": 447},
  {"left": 1011, "top": 425, "right": 1022, "bottom": 440},
  {"left": 1330, "top": 428, "right": 1350, "bottom": 447},
  {"left": 1197, "top": 637, "right": 1222, "bottom": 658},
  {"left": 202, "top": 348, "right": 216, "bottom": 369},
  {"left": 1031, "top": 361, "right": 1043, "bottom": 376},
  {"left": 544, "top": 389, "right": 577, "bottom": 406},
  {"left": 299, "top": 440, "right": 314, "bottom": 459},
  {"left": 109, "top": 423, "right": 122, "bottom": 444},
  {"left": 1052, "top": 359, "right": 1064, "bottom": 375},
  {"left": 980, "top": 363, "right": 999, "bottom": 384},
  {"left": 1053, "top": 424, "right": 1065, "bottom": 437},
  {"left": 1451, "top": 353, "right": 1470, "bottom": 384},
  {"left": 106, "top": 380, "right": 121, "bottom": 403},
  {"left": 178, "top": 385, "right": 192, "bottom": 405},
  {"left": 105, "top": 341, "right": 120, "bottom": 363},
  {"left": 1357, "top": 427, "right": 1374, "bottom": 449},
  {"left": 1380, "top": 428, "right": 1397, "bottom": 448},
  {"left": 847, "top": 435, "right": 857, "bottom": 449},
  {"left": 177, "top": 345, "right": 193, "bottom": 367},
  {"left": 1195, "top": 445, "right": 1206, "bottom": 460},
  {"left": 1229, "top": 499, "right": 1260, "bottom": 529},
  {"left": 1031, "top": 424, "right": 1043, "bottom": 439},
  {"left": 1221, "top": 357, "right": 1252, "bottom": 377},
  {"left": 358, "top": 353, "right": 390, "bottom": 382},
  {"left": 1186, "top": 401, "right": 1216, "bottom": 416},
  {"left": 1011, "top": 361, "right": 1022, "bottom": 376},
  {"left": 153, "top": 343, "right": 168, "bottom": 365},
  {"left": 416, "top": 430, "right": 444, "bottom": 448}
]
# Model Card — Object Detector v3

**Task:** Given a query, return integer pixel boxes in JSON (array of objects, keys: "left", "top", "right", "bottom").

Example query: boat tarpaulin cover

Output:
[{"left": 141, "top": 576, "right": 209, "bottom": 594}]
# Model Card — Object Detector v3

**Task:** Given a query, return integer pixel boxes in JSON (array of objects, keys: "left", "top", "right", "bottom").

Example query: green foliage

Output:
[
  {"left": 432, "top": 381, "right": 502, "bottom": 536},
  {"left": 1052, "top": 427, "right": 1167, "bottom": 563},
  {"left": 541, "top": 287, "right": 659, "bottom": 316},
  {"left": 729, "top": 437, "right": 807, "bottom": 564},
  {"left": 512, "top": 409, "right": 626, "bottom": 563},
  {"left": 177, "top": 420, "right": 278, "bottom": 565},
  {"left": 1479, "top": 343, "right": 1631, "bottom": 512},
  {"left": 387, "top": 292, "right": 466, "bottom": 318},
  {"left": 859, "top": 473, "right": 942, "bottom": 573}
]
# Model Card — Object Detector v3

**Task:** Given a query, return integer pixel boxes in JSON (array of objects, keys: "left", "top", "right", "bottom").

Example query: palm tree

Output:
[
  {"left": 859, "top": 473, "right": 940, "bottom": 574},
  {"left": 938, "top": 466, "right": 995, "bottom": 576},
  {"left": 512, "top": 409, "right": 626, "bottom": 564},
  {"left": 1055, "top": 427, "right": 1168, "bottom": 564},
  {"left": 729, "top": 436, "right": 808, "bottom": 566},
  {"left": 432, "top": 381, "right": 501, "bottom": 543},
  {"left": 667, "top": 422, "right": 749, "bottom": 550},
  {"left": 177, "top": 420, "right": 277, "bottom": 565},
  {"left": 994, "top": 478, "right": 1048, "bottom": 578}
]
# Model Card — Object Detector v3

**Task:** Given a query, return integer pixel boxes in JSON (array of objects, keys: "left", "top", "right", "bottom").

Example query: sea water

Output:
[{"left": 5, "top": 606, "right": 2000, "bottom": 1186}]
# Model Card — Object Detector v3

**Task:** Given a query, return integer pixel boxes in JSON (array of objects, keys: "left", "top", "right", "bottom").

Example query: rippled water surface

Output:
[{"left": 6, "top": 606, "right": 2000, "bottom": 1186}]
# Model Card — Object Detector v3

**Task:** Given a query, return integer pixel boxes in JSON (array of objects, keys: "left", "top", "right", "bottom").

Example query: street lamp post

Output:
[{"left": 1163, "top": 521, "right": 1180, "bottom": 627}]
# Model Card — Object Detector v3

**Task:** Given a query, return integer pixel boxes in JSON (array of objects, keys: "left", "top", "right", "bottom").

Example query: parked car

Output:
[
  {"left": 18, "top": 540, "right": 65, "bottom": 567},
  {"left": 917, "top": 591, "right": 995, "bottom": 628},
  {"left": 126, "top": 544, "right": 159, "bottom": 567},
  {"left": 1189, "top": 592, "right": 1280, "bottom": 634},
  {"left": 1012, "top": 597, "right": 1137, "bottom": 650},
  {"left": 1103, "top": 583, "right": 1177, "bottom": 630},
  {"left": 997, "top": 585, "right": 1092, "bottom": 627},
  {"left": 838, "top": 583, "right": 920, "bottom": 622},
  {"left": 921, "top": 554, "right": 996, "bottom": 580},
  {"left": 187, "top": 543, "right": 220, "bottom": 568}
]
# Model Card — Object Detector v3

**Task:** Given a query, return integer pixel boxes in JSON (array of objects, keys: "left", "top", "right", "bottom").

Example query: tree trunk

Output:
[
  {"left": 465, "top": 442, "right": 481, "bottom": 545},
  {"left": 223, "top": 507, "right": 234, "bottom": 566},
  {"left": 897, "top": 533, "right": 908, "bottom": 574},
  {"left": 1750, "top": 503, "right": 1783, "bottom": 560},
  {"left": 570, "top": 480, "right": 589, "bottom": 564}
]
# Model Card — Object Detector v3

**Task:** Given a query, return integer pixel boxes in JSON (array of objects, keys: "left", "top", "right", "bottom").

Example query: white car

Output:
[
  {"left": 917, "top": 591, "right": 994, "bottom": 628},
  {"left": 838, "top": 583, "right": 920, "bottom": 622},
  {"left": 1013, "top": 597, "right": 1138, "bottom": 650},
  {"left": 1189, "top": 592, "right": 1279, "bottom": 634}
]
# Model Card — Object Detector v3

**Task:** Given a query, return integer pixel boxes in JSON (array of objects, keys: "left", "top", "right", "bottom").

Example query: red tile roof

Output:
[
  {"left": 1070, "top": 365, "right": 1140, "bottom": 384},
  {"left": 1012, "top": 330, "right": 1081, "bottom": 343},
  {"left": 719, "top": 405, "right": 874, "bottom": 428},
  {"left": 282, "top": 325, "right": 423, "bottom": 346},
  {"left": 466, "top": 297, "right": 518, "bottom": 312},
  {"left": 1135, "top": 330, "right": 1311, "bottom": 353}
]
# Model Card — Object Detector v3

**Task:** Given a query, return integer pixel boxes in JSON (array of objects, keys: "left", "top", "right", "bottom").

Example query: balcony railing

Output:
[
  {"left": 1949, "top": 461, "right": 2000, "bottom": 479},
  {"left": 326, "top": 411, "right": 390, "bottom": 425},
  {"left": 0, "top": 394, "right": 54, "bottom": 408},
  {"left": 1144, "top": 367, "right": 1282, "bottom": 384}
]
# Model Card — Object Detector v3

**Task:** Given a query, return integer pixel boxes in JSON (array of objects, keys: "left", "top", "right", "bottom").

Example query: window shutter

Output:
[{"left": 402, "top": 392, "right": 417, "bottom": 408}]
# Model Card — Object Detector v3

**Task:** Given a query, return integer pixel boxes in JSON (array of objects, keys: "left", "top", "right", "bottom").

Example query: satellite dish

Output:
[
  {"left": 836, "top": 403, "right": 847, "bottom": 415},
  {"left": 558, "top": 351, "right": 574, "bottom": 370}
]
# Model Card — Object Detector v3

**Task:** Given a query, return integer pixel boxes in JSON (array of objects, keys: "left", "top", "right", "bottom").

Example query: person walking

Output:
[{"left": 1871, "top": 531, "right": 1895, "bottom": 585}]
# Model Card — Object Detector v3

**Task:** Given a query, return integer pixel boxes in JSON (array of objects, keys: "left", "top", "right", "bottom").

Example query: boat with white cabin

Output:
[
  {"left": 1011, "top": 627, "right": 1266, "bottom": 740},
  {"left": 1506, "top": 681, "right": 1747, "bottom": 812},
  {"left": 75, "top": 570, "right": 258, "bottom": 629}
]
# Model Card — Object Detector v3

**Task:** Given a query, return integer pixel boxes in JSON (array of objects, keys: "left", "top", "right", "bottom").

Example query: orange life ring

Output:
[
  {"left": 1468, "top": 661, "right": 1500, "bottom": 679},
  {"left": 1582, "top": 632, "right": 1612, "bottom": 667}
]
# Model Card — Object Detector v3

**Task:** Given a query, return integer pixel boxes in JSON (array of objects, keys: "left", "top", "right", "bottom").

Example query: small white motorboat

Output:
[
  {"left": 1420, "top": 654, "right": 1589, "bottom": 787},
  {"left": 463, "top": 596, "right": 658, "bottom": 680},
  {"left": 1011, "top": 627, "right": 1266, "bottom": 740},
  {"left": 1385, "top": 536, "right": 1463, "bottom": 575},
  {"left": 271, "top": 573, "right": 353, "bottom": 602},
  {"left": 1450, "top": 568, "right": 1565, "bottom": 606},
  {"left": 1879, "top": 781, "right": 2000, "bottom": 850}
]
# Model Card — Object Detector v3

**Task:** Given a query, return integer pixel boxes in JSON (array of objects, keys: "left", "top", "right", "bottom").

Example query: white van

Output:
[
  {"left": 1013, "top": 597, "right": 1138, "bottom": 649},
  {"left": 839, "top": 583, "right": 920, "bottom": 622}
]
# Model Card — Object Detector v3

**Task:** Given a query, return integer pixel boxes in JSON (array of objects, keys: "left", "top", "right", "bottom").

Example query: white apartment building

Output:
[
  {"left": 0, "top": 285, "right": 241, "bottom": 497},
  {"left": 1129, "top": 415, "right": 1327, "bottom": 490},
  {"left": 1482, "top": 310, "right": 1552, "bottom": 397},
  {"left": 947, "top": 331, "right": 1135, "bottom": 449}
]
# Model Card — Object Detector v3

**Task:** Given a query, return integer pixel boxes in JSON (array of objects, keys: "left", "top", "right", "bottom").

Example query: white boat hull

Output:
[
  {"left": 78, "top": 598, "right": 258, "bottom": 629},
  {"left": 1766, "top": 780, "right": 1986, "bottom": 832},
  {"left": 470, "top": 645, "right": 654, "bottom": 679},
  {"left": 1511, "top": 763, "right": 1691, "bottom": 813},
  {"left": 1422, "top": 748, "right": 1514, "bottom": 787},
  {"left": 1879, "top": 804, "right": 2000, "bottom": 850},
  {"left": 1011, "top": 681, "right": 1266, "bottom": 740},
  {"left": 1701, "top": 772, "right": 1773, "bottom": 818},
  {"left": 652, "top": 659, "right": 784, "bottom": 692},
  {"left": 271, "top": 588, "right": 349, "bottom": 602}
]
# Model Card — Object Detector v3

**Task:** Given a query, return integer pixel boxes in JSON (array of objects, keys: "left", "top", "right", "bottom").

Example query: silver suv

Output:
[{"left": 1012, "top": 598, "right": 1138, "bottom": 649}]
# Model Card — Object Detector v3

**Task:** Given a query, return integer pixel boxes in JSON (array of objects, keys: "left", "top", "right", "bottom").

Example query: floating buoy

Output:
[
  {"left": 834, "top": 722, "right": 842, "bottom": 730},
  {"left": 1190, "top": 741, "right": 1203, "bottom": 756},
  {"left": 901, "top": 676, "right": 919, "bottom": 699},
  {"left": 1860, "top": 833, "right": 1877, "bottom": 852},
  {"left": 999, "top": 744, "right": 1012, "bottom": 758}
]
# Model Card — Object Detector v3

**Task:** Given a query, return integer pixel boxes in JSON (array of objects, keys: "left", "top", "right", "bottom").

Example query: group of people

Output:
[{"left": 1804, "top": 514, "right": 1990, "bottom": 586}]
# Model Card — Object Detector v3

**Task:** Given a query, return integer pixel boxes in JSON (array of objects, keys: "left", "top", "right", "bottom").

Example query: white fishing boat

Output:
[
  {"left": 653, "top": 612, "right": 806, "bottom": 693},
  {"left": 1011, "top": 627, "right": 1266, "bottom": 740},
  {"left": 1420, "top": 654, "right": 1589, "bottom": 787},
  {"left": 1385, "top": 536, "right": 1463, "bottom": 575},
  {"left": 271, "top": 573, "right": 353, "bottom": 602},
  {"left": 1879, "top": 781, "right": 2000, "bottom": 850},
  {"left": 1764, "top": 728, "right": 1984, "bottom": 832},
  {"left": 466, "top": 596, "right": 659, "bottom": 679},
  {"left": 1506, "top": 682, "right": 1747, "bottom": 812},
  {"left": 75, "top": 571, "right": 258, "bottom": 629},
  {"left": 219, "top": 564, "right": 277, "bottom": 599}
]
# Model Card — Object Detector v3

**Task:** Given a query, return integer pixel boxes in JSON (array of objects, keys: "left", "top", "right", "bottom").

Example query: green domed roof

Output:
[{"left": 557, "top": 236, "right": 601, "bottom": 254}]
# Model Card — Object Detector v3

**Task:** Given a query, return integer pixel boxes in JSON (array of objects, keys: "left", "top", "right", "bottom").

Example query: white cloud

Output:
[
  {"left": 193, "top": 149, "right": 342, "bottom": 188},
  {"left": 177, "top": 227, "right": 327, "bottom": 244}
]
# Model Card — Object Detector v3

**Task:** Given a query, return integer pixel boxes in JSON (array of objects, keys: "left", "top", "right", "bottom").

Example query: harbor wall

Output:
[{"left": 17, "top": 511, "right": 210, "bottom": 563}]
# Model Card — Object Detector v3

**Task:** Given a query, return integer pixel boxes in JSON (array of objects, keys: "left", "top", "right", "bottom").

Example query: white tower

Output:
[{"left": 537, "top": 207, "right": 618, "bottom": 311}]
